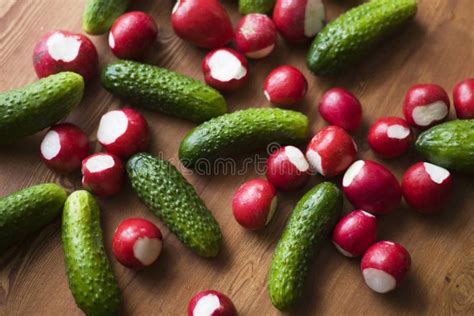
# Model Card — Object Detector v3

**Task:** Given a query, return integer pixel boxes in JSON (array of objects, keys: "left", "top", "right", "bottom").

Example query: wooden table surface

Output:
[{"left": 1, "top": 0, "right": 473, "bottom": 315}]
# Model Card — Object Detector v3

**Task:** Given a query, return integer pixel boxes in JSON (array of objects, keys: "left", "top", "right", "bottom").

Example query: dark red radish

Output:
[
  {"left": 97, "top": 108, "right": 149, "bottom": 158},
  {"left": 273, "top": 0, "right": 325, "bottom": 43},
  {"left": 401, "top": 162, "right": 452, "bottom": 214},
  {"left": 232, "top": 179, "right": 278, "bottom": 230},
  {"left": 263, "top": 65, "right": 308, "bottom": 107},
  {"left": 171, "top": 0, "right": 234, "bottom": 49},
  {"left": 202, "top": 48, "right": 249, "bottom": 92},
  {"left": 332, "top": 210, "right": 377, "bottom": 257},
  {"left": 235, "top": 13, "right": 277, "bottom": 59},
  {"left": 342, "top": 160, "right": 402, "bottom": 215},
  {"left": 81, "top": 153, "right": 124, "bottom": 196},
  {"left": 305, "top": 126, "right": 357, "bottom": 177},
  {"left": 361, "top": 241, "right": 411, "bottom": 293},
  {"left": 33, "top": 30, "right": 98, "bottom": 81},
  {"left": 368, "top": 117, "right": 413, "bottom": 158},
  {"left": 188, "top": 290, "right": 237, "bottom": 316},
  {"left": 318, "top": 87, "right": 362, "bottom": 132},
  {"left": 453, "top": 78, "right": 474, "bottom": 119},
  {"left": 403, "top": 84, "right": 450, "bottom": 128},
  {"left": 112, "top": 218, "right": 163, "bottom": 269},
  {"left": 109, "top": 11, "right": 158, "bottom": 60},
  {"left": 40, "top": 123, "right": 90, "bottom": 173},
  {"left": 266, "top": 146, "right": 310, "bottom": 191}
]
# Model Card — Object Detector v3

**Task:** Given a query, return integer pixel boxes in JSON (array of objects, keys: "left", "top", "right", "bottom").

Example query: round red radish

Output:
[
  {"left": 318, "top": 87, "right": 362, "bottom": 132},
  {"left": 305, "top": 126, "right": 357, "bottom": 177},
  {"left": 273, "top": 0, "right": 325, "bottom": 43},
  {"left": 171, "top": 0, "right": 234, "bottom": 49},
  {"left": 263, "top": 65, "right": 308, "bottom": 107},
  {"left": 235, "top": 13, "right": 277, "bottom": 59},
  {"left": 33, "top": 30, "right": 98, "bottom": 81},
  {"left": 403, "top": 84, "right": 450, "bottom": 128},
  {"left": 188, "top": 290, "right": 237, "bottom": 316},
  {"left": 401, "top": 162, "right": 452, "bottom": 214},
  {"left": 361, "top": 241, "right": 411, "bottom": 293},
  {"left": 81, "top": 153, "right": 124, "bottom": 196},
  {"left": 232, "top": 179, "right": 278, "bottom": 230},
  {"left": 202, "top": 48, "right": 249, "bottom": 92},
  {"left": 453, "top": 78, "right": 474, "bottom": 119},
  {"left": 266, "top": 146, "right": 310, "bottom": 191},
  {"left": 332, "top": 210, "right": 377, "bottom": 257},
  {"left": 368, "top": 117, "right": 413, "bottom": 158},
  {"left": 342, "top": 160, "right": 402, "bottom": 215},
  {"left": 97, "top": 108, "right": 149, "bottom": 158},
  {"left": 40, "top": 123, "right": 90, "bottom": 173},
  {"left": 109, "top": 11, "right": 158, "bottom": 60},
  {"left": 112, "top": 218, "right": 163, "bottom": 269}
]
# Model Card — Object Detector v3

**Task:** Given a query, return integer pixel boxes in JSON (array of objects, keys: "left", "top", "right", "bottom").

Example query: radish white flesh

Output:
[
  {"left": 424, "top": 162, "right": 450, "bottom": 184},
  {"left": 85, "top": 155, "right": 115, "bottom": 172},
  {"left": 246, "top": 45, "right": 274, "bottom": 59},
  {"left": 97, "top": 110, "right": 128, "bottom": 145},
  {"left": 188, "top": 290, "right": 237, "bottom": 316},
  {"left": 412, "top": 101, "right": 448, "bottom": 127},
  {"left": 208, "top": 50, "right": 247, "bottom": 82},
  {"left": 133, "top": 237, "right": 162, "bottom": 266},
  {"left": 285, "top": 145, "right": 309, "bottom": 172},
  {"left": 304, "top": 0, "right": 325, "bottom": 37},
  {"left": 41, "top": 130, "right": 61, "bottom": 160},
  {"left": 403, "top": 84, "right": 450, "bottom": 128},
  {"left": 193, "top": 294, "right": 221, "bottom": 315},
  {"left": 387, "top": 125, "right": 410, "bottom": 139},
  {"left": 81, "top": 153, "right": 124, "bottom": 196},
  {"left": 46, "top": 32, "right": 81, "bottom": 62},
  {"left": 342, "top": 160, "right": 365, "bottom": 187},
  {"left": 362, "top": 268, "right": 397, "bottom": 293}
]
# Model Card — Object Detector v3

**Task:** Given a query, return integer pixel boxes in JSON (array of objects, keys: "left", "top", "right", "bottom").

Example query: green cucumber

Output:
[
  {"left": 179, "top": 108, "right": 309, "bottom": 169},
  {"left": 416, "top": 120, "right": 474, "bottom": 173},
  {"left": 127, "top": 153, "right": 222, "bottom": 257},
  {"left": 239, "top": 0, "right": 276, "bottom": 14},
  {"left": 101, "top": 60, "right": 227, "bottom": 123},
  {"left": 0, "top": 183, "right": 66, "bottom": 254},
  {"left": 0, "top": 72, "right": 84, "bottom": 143},
  {"left": 62, "top": 191, "right": 121, "bottom": 316},
  {"left": 268, "top": 182, "right": 342, "bottom": 311},
  {"left": 83, "top": 0, "right": 131, "bottom": 35},
  {"left": 307, "top": 0, "right": 417, "bottom": 76}
]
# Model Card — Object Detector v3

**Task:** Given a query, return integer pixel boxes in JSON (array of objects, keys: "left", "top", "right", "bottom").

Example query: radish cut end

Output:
[
  {"left": 46, "top": 32, "right": 81, "bottom": 62},
  {"left": 133, "top": 237, "right": 162, "bottom": 266},
  {"left": 343, "top": 160, "right": 365, "bottom": 187},
  {"left": 423, "top": 162, "right": 450, "bottom": 184},
  {"left": 97, "top": 110, "right": 128, "bottom": 145},
  {"left": 246, "top": 44, "right": 274, "bottom": 59},
  {"left": 108, "top": 32, "right": 115, "bottom": 49},
  {"left": 285, "top": 146, "right": 309, "bottom": 172},
  {"left": 387, "top": 124, "right": 410, "bottom": 139},
  {"left": 208, "top": 50, "right": 247, "bottom": 82},
  {"left": 193, "top": 294, "right": 220, "bottom": 316},
  {"left": 306, "top": 149, "right": 323, "bottom": 175},
  {"left": 304, "top": 0, "right": 325, "bottom": 37},
  {"left": 362, "top": 268, "right": 397, "bottom": 293},
  {"left": 41, "top": 130, "right": 61, "bottom": 160},
  {"left": 412, "top": 101, "right": 448, "bottom": 126},
  {"left": 85, "top": 155, "right": 115, "bottom": 173},
  {"left": 333, "top": 241, "right": 354, "bottom": 257},
  {"left": 266, "top": 196, "right": 278, "bottom": 225}
]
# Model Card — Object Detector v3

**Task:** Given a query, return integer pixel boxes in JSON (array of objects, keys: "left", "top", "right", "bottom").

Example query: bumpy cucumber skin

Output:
[
  {"left": 127, "top": 153, "right": 222, "bottom": 257},
  {"left": 268, "top": 182, "right": 342, "bottom": 311},
  {"left": 307, "top": 0, "right": 417, "bottom": 76},
  {"left": 0, "top": 72, "right": 84, "bottom": 143},
  {"left": 0, "top": 183, "right": 66, "bottom": 254},
  {"left": 82, "top": 0, "right": 130, "bottom": 35},
  {"left": 101, "top": 60, "right": 227, "bottom": 123},
  {"left": 179, "top": 108, "right": 309, "bottom": 168},
  {"left": 62, "top": 191, "right": 121, "bottom": 316},
  {"left": 416, "top": 120, "right": 474, "bottom": 174},
  {"left": 239, "top": 0, "right": 276, "bottom": 14}
]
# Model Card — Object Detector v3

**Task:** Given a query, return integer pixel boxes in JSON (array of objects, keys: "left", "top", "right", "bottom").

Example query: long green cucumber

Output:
[{"left": 83, "top": 0, "right": 131, "bottom": 35}]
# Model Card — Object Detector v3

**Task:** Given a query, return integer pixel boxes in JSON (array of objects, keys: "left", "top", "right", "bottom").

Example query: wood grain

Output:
[{"left": 1, "top": 0, "right": 473, "bottom": 315}]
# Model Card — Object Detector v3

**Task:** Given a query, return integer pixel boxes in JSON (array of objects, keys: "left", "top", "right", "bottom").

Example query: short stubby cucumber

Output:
[
  {"left": 0, "top": 183, "right": 66, "bottom": 254},
  {"left": 416, "top": 120, "right": 474, "bottom": 173},
  {"left": 101, "top": 60, "right": 227, "bottom": 123},
  {"left": 268, "top": 182, "right": 342, "bottom": 311},
  {"left": 127, "top": 153, "right": 222, "bottom": 257},
  {"left": 0, "top": 72, "right": 84, "bottom": 143},
  {"left": 307, "top": 0, "right": 417, "bottom": 76},
  {"left": 179, "top": 108, "right": 309, "bottom": 169},
  {"left": 62, "top": 191, "right": 121, "bottom": 316},
  {"left": 239, "top": 0, "right": 276, "bottom": 14},
  {"left": 83, "top": 0, "right": 131, "bottom": 35}
]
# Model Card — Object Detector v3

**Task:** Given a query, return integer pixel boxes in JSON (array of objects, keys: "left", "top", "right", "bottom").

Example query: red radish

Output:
[
  {"left": 403, "top": 84, "right": 450, "bottom": 128},
  {"left": 33, "top": 30, "right": 98, "bottom": 81},
  {"left": 305, "top": 126, "right": 357, "bottom": 177},
  {"left": 368, "top": 117, "right": 413, "bottom": 158},
  {"left": 401, "top": 162, "right": 452, "bottom": 214},
  {"left": 188, "top": 290, "right": 237, "bottom": 316},
  {"left": 263, "top": 65, "right": 308, "bottom": 107},
  {"left": 342, "top": 160, "right": 402, "bottom": 215},
  {"left": 266, "top": 146, "right": 310, "bottom": 191},
  {"left": 235, "top": 13, "right": 277, "bottom": 59},
  {"left": 453, "top": 78, "right": 474, "bottom": 119},
  {"left": 232, "top": 179, "right": 278, "bottom": 230},
  {"left": 361, "top": 241, "right": 411, "bottom": 293},
  {"left": 202, "top": 48, "right": 249, "bottom": 92},
  {"left": 273, "top": 0, "right": 325, "bottom": 43},
  {"left": 332, "top": 210, "right": 377, "bottom": 257},
  {"left": 318, "top": 88, "right": 362, "bottom": 132},
  {"left": 171, "top": 0, "right": 234, "bottom": 49},
  {"left": 40, "top": 123, "right": 90, "bottom": 173},
  {"left": 97, "top": 108, "right": 149, "bottom": 158},
  {"left": 112, "top": 218, "right": 163, "bottom": 269},
  {"left": 109, "top": 11, "right": 158, "bottom": 60},
  {"left": 81, "top": 153, "right": 124, "bottom": 196}
]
